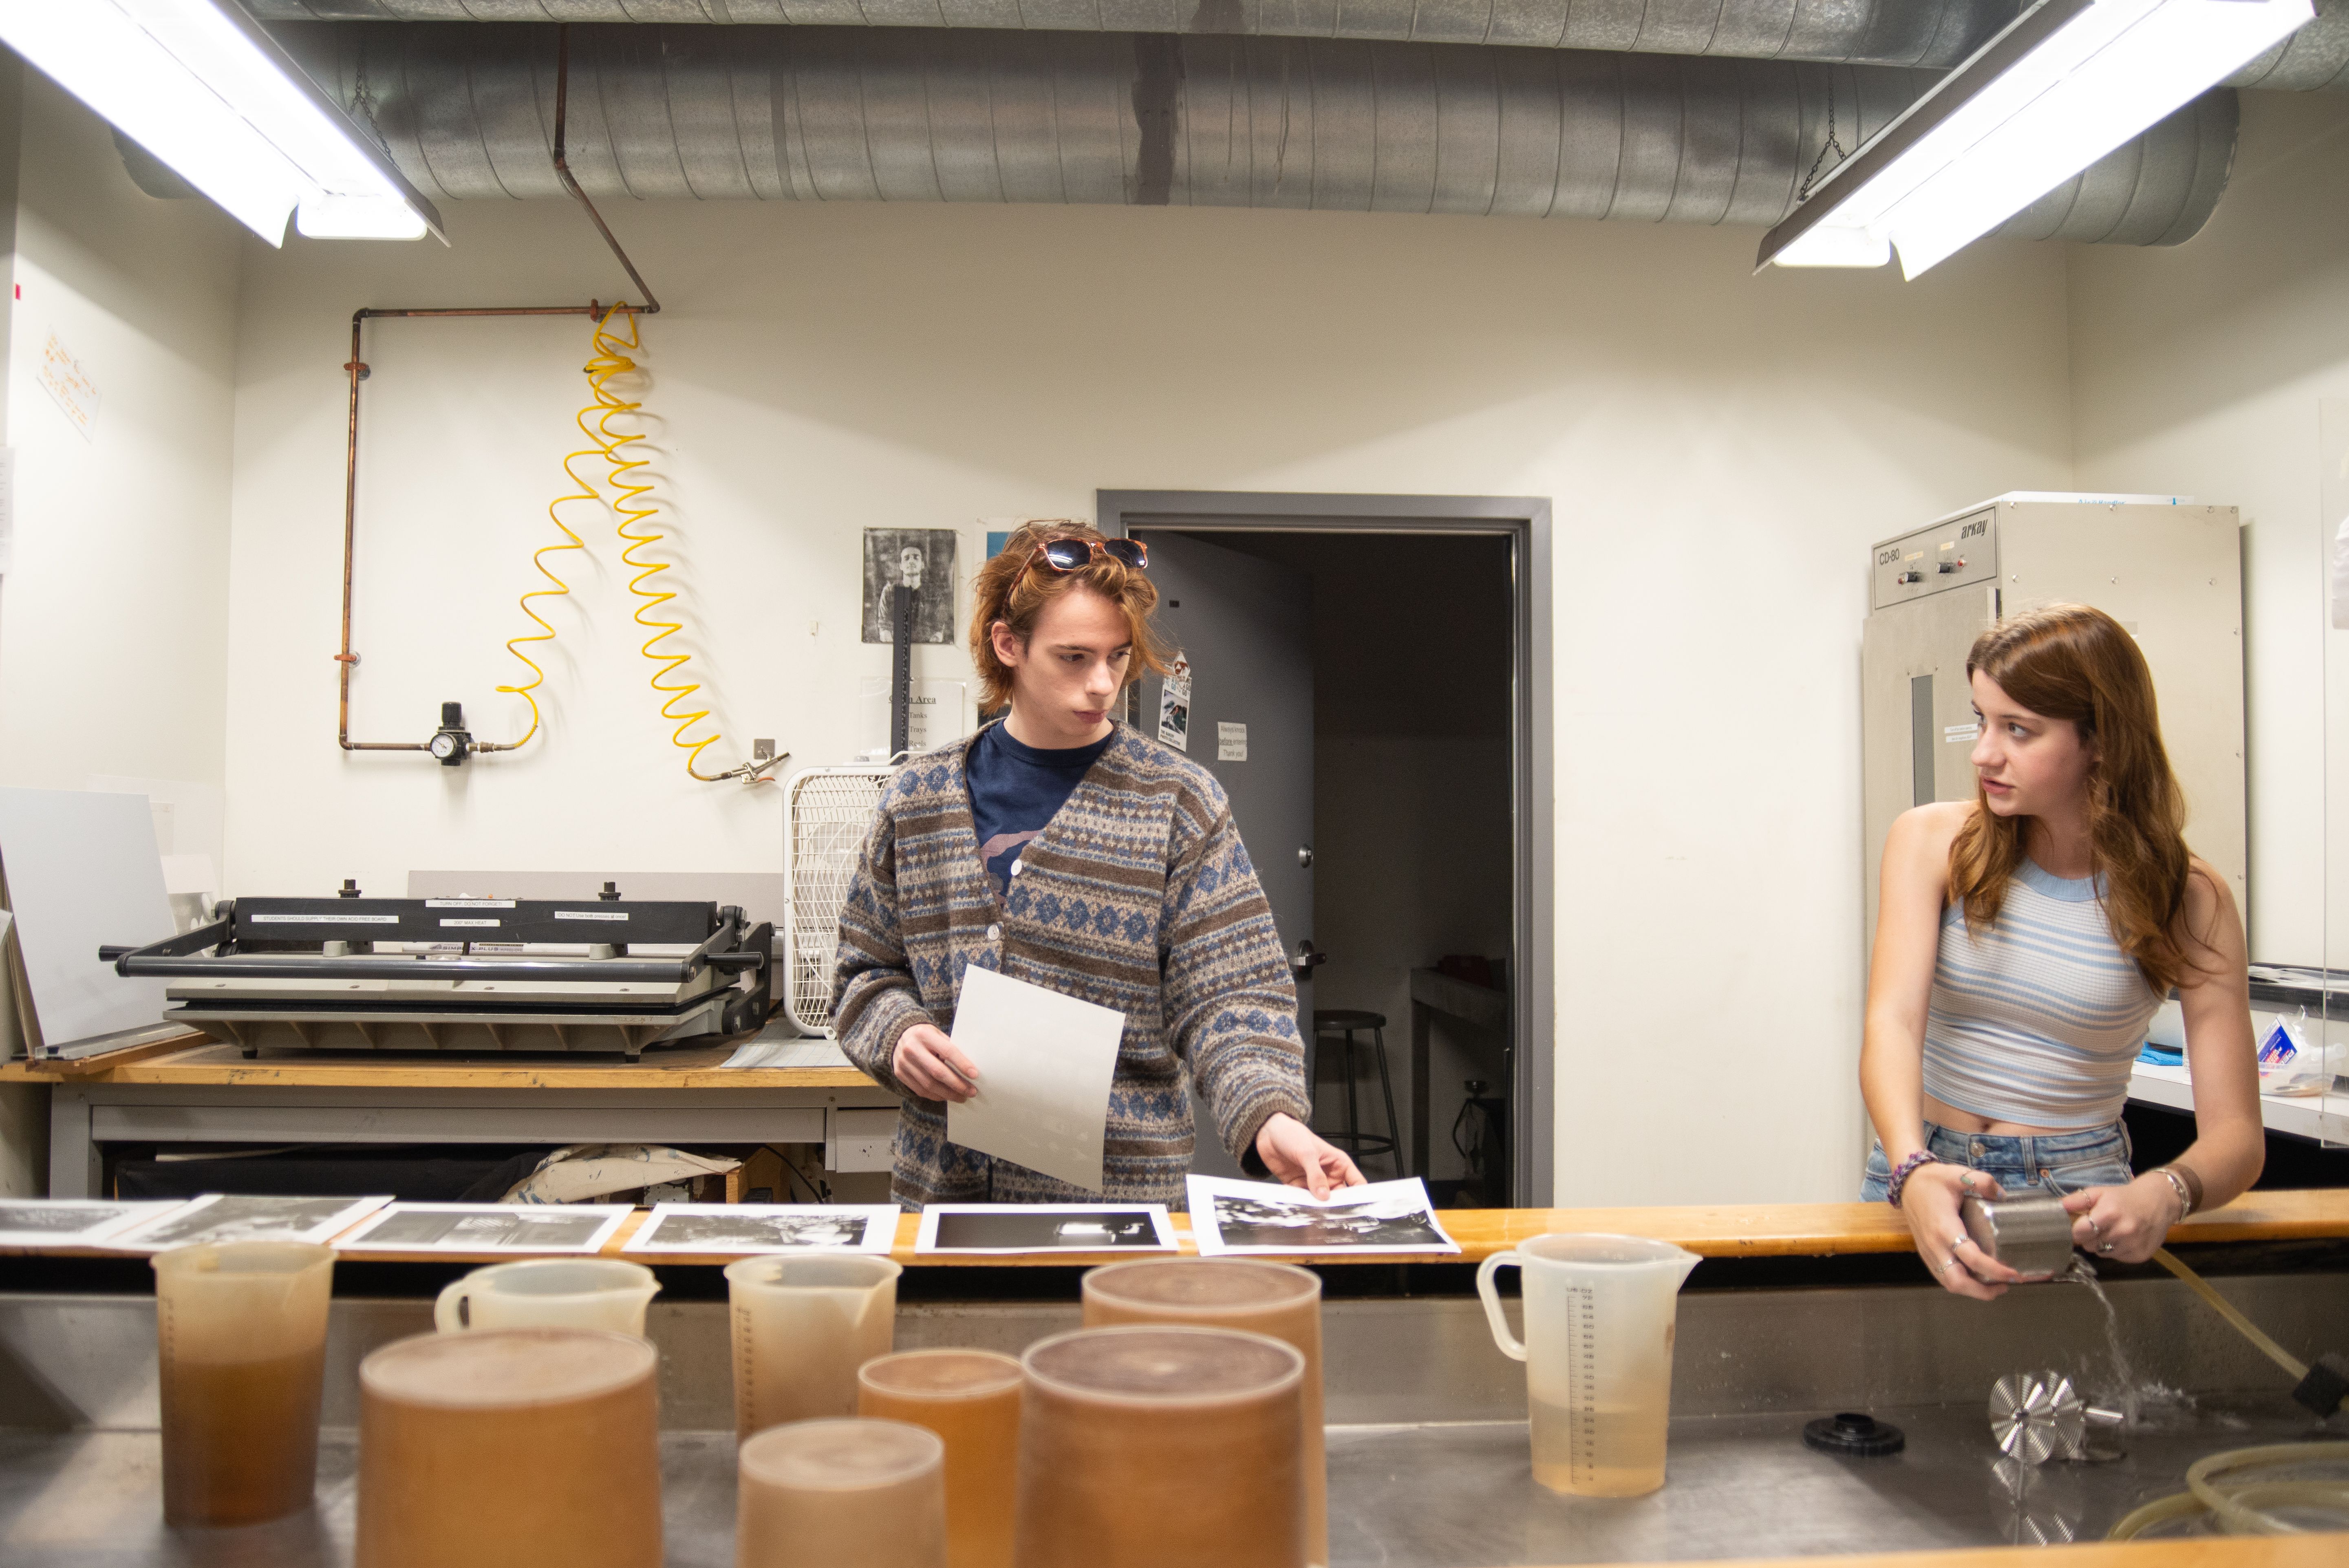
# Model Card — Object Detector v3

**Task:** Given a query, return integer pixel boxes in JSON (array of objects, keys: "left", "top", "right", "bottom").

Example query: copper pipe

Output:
[
  {"left": 337, "top": 23, "right": 659, "bottom": 754},
  {"left": 554, "top": 24, "right": 660, "bottom": 318}
]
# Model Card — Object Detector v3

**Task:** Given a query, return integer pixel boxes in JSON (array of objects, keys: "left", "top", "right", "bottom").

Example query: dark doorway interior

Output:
[{"left": 1166, "top": 531, "right": 1515, "bottom": 1203}]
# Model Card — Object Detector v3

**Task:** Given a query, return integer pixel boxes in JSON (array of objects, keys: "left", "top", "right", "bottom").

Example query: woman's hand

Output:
[
  {"left": 1254, "top": 1113, "right": 1365, "bottom": 1200},
  {"left": 891, "top": 1023, "right": 979, "bottom": 1103},
  {"left": 2063, "top": 1177, "right": 2178, "bottom": 1264},
  {"left": 1898, "top": 1162, "right": 2020, "bottom": 1300}
]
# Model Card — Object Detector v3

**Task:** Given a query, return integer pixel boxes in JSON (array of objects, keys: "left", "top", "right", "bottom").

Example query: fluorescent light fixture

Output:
[
  {"left": 0, "top": 0, "right": 443, "bottom": 246},
  {"left": 1758, "top": 0, "right": 2311, "bottom": 279}
]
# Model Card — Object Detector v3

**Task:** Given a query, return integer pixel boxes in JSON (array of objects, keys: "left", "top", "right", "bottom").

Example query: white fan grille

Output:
[{"left": 783, "top": 765, "right": 893, "bottom": 1034}]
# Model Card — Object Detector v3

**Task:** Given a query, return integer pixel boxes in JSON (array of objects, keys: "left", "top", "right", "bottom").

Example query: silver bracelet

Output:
[{"left": 2153, "top": 1166, "right": 2193, "bottom": 1224}]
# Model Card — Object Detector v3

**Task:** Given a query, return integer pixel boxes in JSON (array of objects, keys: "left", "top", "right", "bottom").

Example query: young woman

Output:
[
  {"left": 1861, "top": 604, "right": 2262, "bottom": 1299},
  {"left": 832, "top": 520, "right": 1364, "bottom": 1209}
]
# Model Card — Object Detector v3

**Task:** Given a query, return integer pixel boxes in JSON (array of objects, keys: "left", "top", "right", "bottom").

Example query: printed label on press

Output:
[
  {"left": 248, "top": 914, "right": 401, "bottom": 925},
  {"left": 553, "top": 910, "right": 631, "bottom": 922},
  {"left": 425, "top": 899, "right": 517, "bottom": 909},
  {"left": 439, "top": 918, "right": 501, "bottom": 928}
]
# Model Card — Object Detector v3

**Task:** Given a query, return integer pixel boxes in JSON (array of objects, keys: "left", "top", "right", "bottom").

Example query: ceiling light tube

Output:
[
  {"left": 1758, "top": 0, "right": 2312, "bottom": 279},
  {"left": 0, "top": 0, "right": 443, "bottom": 246}
]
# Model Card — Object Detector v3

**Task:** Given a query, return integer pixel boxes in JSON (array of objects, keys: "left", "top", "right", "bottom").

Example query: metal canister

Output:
[{"left": 1960, "top": 1192, "right": 2078, "bottom": 1281}]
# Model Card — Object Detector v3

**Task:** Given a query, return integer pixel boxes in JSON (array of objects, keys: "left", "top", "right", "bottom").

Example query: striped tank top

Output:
[{"left": 1921, "top": 857, "right": 2164, "bottom": 1130}]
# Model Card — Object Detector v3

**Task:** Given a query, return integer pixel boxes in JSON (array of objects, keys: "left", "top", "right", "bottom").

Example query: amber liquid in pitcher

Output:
[
  {"left": 859, "top": 1351, "right": 1022, "bottom": 1568},
  {"left": 1529, "top": 1399, "right": 1670, "bottom": 1497},
  {"left": 160, "top": 1349, "right": 326, "bottom": 1527}
]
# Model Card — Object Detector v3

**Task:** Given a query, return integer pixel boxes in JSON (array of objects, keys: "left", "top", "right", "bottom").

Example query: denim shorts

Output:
[{"left": 1860, "top": 1121, "right": 2133, "bottom": 1202}]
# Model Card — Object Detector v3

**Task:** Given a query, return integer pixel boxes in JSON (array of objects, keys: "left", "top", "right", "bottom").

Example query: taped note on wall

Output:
[
  {"left": 1157, "top": 651, "right": 1192, "bottom": 751},
  {"left": 39, "top": 334, "right": 99, "bottom": 441},
  {"left": 1218, "top": 722, "right": 1248, "bottom": 762}
]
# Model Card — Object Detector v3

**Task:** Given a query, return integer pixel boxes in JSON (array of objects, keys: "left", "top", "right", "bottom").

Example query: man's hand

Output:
[
  {"left": 891, "top": 1023, "right": 978, "bottom": 1103},
  {"left": 1254, "top": 1112, "right": 1365, "bottom": 1200}
]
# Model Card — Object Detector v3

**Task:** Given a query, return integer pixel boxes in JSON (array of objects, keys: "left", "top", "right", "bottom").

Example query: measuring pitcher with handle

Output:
[{"left": 1476, "top": 1233, "right": 1701, "bottom": 1497}]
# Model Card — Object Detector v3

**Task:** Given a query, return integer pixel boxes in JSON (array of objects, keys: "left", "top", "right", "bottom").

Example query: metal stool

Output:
[{"left": 1310, "top": 1010, "right": 1402, "bottom": 1178}]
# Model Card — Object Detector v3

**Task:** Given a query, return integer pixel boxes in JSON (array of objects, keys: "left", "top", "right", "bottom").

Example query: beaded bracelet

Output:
[{"left": 1886, "top": 1149, "right": 1941, "bottom": 1209}]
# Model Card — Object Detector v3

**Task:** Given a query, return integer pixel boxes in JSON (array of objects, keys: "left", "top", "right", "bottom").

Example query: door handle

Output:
[
  {"left": 1291, "top": 939, "right": 1326, "bottom": 982},
  {"left": 1297, "top": 845, "right": 1314, "bottom": 868}
]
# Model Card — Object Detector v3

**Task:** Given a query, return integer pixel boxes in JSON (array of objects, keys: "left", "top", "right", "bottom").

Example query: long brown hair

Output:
[
  {"left": 967, "top": 520, "right": 1169, "bottom": 712},
  {"left": 1948, "top": 603, "right": 2215, "bottom": 995}
]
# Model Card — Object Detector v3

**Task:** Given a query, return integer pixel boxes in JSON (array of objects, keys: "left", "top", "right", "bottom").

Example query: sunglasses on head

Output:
[{"left": 1021, "top": 536, "right": 1149, "bottom": 576}]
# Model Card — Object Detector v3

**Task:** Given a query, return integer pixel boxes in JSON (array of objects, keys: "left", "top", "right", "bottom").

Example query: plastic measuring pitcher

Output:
[
  {"left": 151, "top": 1241, "right": 335, "bottom": 1527},
  {"left": 727, "top": 1254, "right": 902, "bottom": 1437},
  {"left": 434, "top": 1258, "right": 661, "bottom": 1335},
  {"left": 1476, "top": 1233, "right": 1700, "bottom": 1497}
]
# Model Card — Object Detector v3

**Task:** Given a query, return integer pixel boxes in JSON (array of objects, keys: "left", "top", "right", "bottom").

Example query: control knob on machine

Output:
[{"left": 1895, "top": 569, "right": 1925, "bottom": 584}]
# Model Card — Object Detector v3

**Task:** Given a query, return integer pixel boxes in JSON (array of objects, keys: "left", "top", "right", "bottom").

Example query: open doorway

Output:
[{"left": 1101, "top": 492, "right": 1553, "bottom": 1207}]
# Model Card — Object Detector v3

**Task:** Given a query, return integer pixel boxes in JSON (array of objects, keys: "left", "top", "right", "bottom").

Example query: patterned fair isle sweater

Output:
[{"left": 831, "top": 721, "right": 1310, "bottom": 1209}]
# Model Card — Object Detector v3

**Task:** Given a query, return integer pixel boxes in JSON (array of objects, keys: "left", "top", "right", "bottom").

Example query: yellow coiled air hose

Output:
[
  {"left": 494, "top": 371, "right": 598, "bottom": 748},
  {"left": 577, "top": 304, "right": 732, "bottom": 781}
]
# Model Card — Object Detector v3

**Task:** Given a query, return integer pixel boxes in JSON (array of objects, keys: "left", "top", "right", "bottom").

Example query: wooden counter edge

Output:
[
  {"left": 1537, "top": 1534, "right": 2349, "bottom": 1568},
  {"left": 7, "top": 1191, "right": 2344, "bottom": 1268},
  {"left": 0, "top": 1032, "right": 210, "bottom": 1080},
  {"left": 0, "top": 1050, "right": 876, "bottom": 1090}
]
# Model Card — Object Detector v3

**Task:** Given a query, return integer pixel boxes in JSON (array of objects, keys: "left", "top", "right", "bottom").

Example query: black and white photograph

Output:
[
  {"left": 338, "top": 1203, "right": 632, "bottom": 1254},
  {"left": 109, "top": 1192, "right": 392, "bottom": 1252},
  {"left": 860, "top": 527, "right": 959, "bottom": 644},
  {"left": 0, "top": 1199, "right": 187, "bottom": 1248},
  {"left": 915, "top": 1204, "right": 1177, "bottom": 1255},
  {"left": 1187, "top": 1176, "right": 1460, "bottom": 1255},
  {"left": 625, "top": 1204, "right": 897, "bottom": 1255}
]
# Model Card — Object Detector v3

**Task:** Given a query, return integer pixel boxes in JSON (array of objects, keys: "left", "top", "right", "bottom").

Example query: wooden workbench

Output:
[
  {"left": 0, "top": 1037, "right": 895, "bottom": 1198},
  {"left": 1675, "top": 1539, "right": 2348, "bottom": 1568},
  {"left": 7, "top": 1042, "right": 2345, "bottom": 1268},
  {"left": 8, "top": 1188, "right": 2344, "bottom": 1270}
]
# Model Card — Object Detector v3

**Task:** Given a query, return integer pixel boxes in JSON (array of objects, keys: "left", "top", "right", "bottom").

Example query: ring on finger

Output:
[
  {"left": 2098, "top": 1241, "right": 2115, "bottom": 1254},
  {"left": 2085, "top": 1216, "right": 2104, "bottom": 1238}
]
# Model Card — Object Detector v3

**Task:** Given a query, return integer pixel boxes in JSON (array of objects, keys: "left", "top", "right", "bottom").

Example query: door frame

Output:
[{"left": 1098, "top": 490, "right": 1554, "bottom": 1207}]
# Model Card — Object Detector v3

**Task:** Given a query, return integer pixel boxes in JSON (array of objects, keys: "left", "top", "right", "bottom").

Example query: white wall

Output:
[
  {"left": 2069, "top": 89, "right": 2349, "bottom": 970},
  {"left": 0, "top": 76, "right": 242, "bottom": 1192},
  {"left": 227, "top": 194, "right": 2074, "bottom": 1204},
  {"left": 0, "top": 77, "right": 240, "bottom": 794}
]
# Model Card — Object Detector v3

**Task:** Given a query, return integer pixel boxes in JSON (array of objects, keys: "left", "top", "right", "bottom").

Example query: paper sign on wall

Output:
[
  {"left": 39, "top": 334, "right": 99, "bottom": 441},
  {"left": 1218, "top": 722, "right": 1248, "bottom": 762},
  {"left": 859, "top": 677, "right": 970, "bottom": 757},
  {"left": 1157, "top": 651, "right": 1192, "bottom": 751}
]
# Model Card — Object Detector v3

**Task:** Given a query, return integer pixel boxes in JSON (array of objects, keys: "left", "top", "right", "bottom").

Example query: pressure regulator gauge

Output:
[{"left": 429, "top": 701, "right": 472, "bottom": 766}]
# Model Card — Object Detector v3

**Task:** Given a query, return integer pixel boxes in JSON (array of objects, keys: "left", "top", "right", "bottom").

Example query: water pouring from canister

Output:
[{"left": 1959, "top": 1190, "right": 2082, "bottom": 1282}]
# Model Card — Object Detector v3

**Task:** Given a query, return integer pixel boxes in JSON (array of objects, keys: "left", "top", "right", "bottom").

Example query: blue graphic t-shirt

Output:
[{"left": 965, "top": 722, "right": 1113, "bottom": 898}]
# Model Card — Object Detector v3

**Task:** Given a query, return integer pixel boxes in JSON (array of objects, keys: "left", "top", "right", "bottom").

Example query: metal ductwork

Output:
[
  {"left": 250, "top": 0, "right": 2349, "bottom": 91},
  {"left": 278, "top": 23, "right": 2236, "bottom": 246}
]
